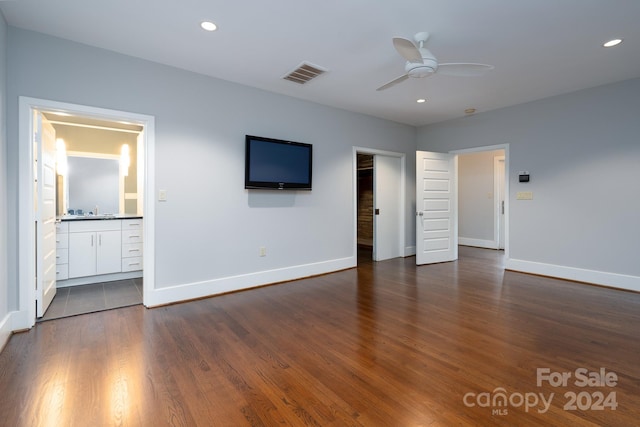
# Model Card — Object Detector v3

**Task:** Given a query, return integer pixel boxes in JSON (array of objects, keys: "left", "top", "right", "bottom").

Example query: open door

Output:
[
  {"left": 373, "top": 154, "right": 403, "bottom": 261},
  {"left": 35, "top": 111, "right": 58, "bottom": 317},
  {"left": 416, "top": 151, "right": 457, "bottom": 265}
]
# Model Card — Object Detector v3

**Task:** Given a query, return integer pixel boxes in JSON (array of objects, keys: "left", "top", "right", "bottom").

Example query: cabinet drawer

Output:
[
  {"left": 122, "top": 256, "right": 143, "bottom": 272},
  {"left": 56, "top": 264, "right": 69, "bottom": 281},
  {"left": 56, "top": 233, "right": 69, "bottom": 249},
  {"left": 122, "top": 229, "right": 143, "bottom": 244},
  {"left": 122, "top": 219, "right": 143, "bottom": 230},
  {"left": 122, "top": 243, "right": 143, "bottom": 258},
  {"left": 56, "top": 248, "right": 69, "bottom": 265},
  {"left": 55, "top": 222, "right": 69, "bottom": 233},
  {"left": 69, "top": 220, "right": 121, "bottom": 233}
]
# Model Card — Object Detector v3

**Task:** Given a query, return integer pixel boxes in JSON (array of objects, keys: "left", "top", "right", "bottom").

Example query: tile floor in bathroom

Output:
[{"left": 38, "top": 278, "right": 143, "bottom": 321}]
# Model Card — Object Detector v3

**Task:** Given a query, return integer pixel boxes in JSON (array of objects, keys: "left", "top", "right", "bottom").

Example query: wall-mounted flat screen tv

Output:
[{"left": 245, "top": 135, "right": 312, "bottom": 190}]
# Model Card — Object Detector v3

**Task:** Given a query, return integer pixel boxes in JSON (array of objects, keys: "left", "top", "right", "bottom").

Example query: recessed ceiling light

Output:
[
  {"left": 200, "top": 21, "right": 217, "bottom": 32},
  {"left": 416, "top": 98, "right": 426, "bottom": 103},
  {"left": 603, "top": 38, "right": 622, "bottom": 48},
  {"left": 464, "top": 108, "right": 477, "bottom": 114}
]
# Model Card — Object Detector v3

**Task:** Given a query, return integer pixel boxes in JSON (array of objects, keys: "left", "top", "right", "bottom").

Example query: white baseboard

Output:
[
  {"left": 405, "top": 246, "right": 416, "bottom": 257},
  {"left": 459, "top": 237, "right": 497, "bottom": 249},
  {"left": 0, "top": 312, "right": 12, "bottom": 352},
  {"left": 8, "top": 309, "right": 31, "bottom": 332},
  {"left": 145, "top": 256, "right": 357, "bottom": 307},
  {"left": 0, "top": 311, "right": 27, "bottom": 351},
  {"left": 505, "top": 258, "right": 640, "bottom": 292}
]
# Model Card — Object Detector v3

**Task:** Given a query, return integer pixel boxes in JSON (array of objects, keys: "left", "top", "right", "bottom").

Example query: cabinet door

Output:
[
  {"left": 96, "top": 230, "right": 122, "bottom": 275},
  {"left": 69, "top": 232, "right": 97, "bottom": 278}
]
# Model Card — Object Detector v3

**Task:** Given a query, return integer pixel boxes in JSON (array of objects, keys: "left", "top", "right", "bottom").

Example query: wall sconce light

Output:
[
  {"left": 56, "top": 138, "right": 68, "bottom": 176},
  {"left": 121, "top": 144, "right": 130, "bottom": 176}
]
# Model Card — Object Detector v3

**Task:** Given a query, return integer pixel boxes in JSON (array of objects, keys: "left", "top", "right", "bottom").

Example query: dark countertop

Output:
[{"left": 58, "top": 214, "right": 143, "bottom": 222}]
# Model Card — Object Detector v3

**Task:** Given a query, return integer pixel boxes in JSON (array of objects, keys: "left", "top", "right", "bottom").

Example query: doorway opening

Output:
[
  {"left": 356, "top": 153, "right": 374, "bottom": 260},
  {"left": 452, "top": 144, "right": 509, "bottom": 257},
  {"left": 353, "top": 148, "right": 405, "bottom": 264},
  {"left": 415, "top": 144, "right": 509, "bottom": 267},
  {"left": 18, "top": 97, "right": 155, "bottom": 328}
]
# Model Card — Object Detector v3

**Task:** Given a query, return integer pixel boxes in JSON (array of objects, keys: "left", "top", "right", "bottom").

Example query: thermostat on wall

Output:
[{"left": 518, "top": 172, "right": 530, "bottom": 183}]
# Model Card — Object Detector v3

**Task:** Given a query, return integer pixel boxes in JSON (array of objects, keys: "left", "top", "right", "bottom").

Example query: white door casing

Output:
[
  {"left": 373, "top": 155, "right": 403, "bottom": 261},
  {"left": 495, "top": 156, "right": 506, "bottom": 250},
  {"left": 416, "top": 151, "right": 458, "bottom": 265},
  {"left": 18, "top": 97, "right": 155, "bottom": 328},
  {"left": 136, "top": 131, "right": 145, "bottom": 216},
  {"left": 35, "top": 112, "right": 57, "bottom": 317}
]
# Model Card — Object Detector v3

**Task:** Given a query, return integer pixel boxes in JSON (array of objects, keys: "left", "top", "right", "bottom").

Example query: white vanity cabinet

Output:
[
  {"left": 68, "top": 220, "right": 122, "bottom": 278},
  {"left": 57, "top": 217, "right": 143, "bottom": 286},
  {"left": 121, "top": 219, "right": 143, "bottom": 272},
  {"left": 55, "top": 221, "right": 69, "bottom": 280}
]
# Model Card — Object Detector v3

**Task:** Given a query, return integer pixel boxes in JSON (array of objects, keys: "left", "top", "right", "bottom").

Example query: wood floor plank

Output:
[{"left": 0, "top": 246, "right": 639, "bottom": 426}]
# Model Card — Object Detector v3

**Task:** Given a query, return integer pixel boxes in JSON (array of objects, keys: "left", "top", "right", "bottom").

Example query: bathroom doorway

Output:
[{"left": 17, "top": 97, "right": 155, "bottom": 328}]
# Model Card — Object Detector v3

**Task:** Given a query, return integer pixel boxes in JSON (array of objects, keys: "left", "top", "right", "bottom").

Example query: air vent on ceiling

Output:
[{"left": 282, "top": 62, "right": 327, "bottom": 85}]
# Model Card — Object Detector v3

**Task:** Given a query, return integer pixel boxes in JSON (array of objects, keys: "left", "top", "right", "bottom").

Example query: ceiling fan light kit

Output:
[
  {"left": 377, "top": 31, "right": 494, "bottom": 91},
  {"left": 406, "top": 51, "right": 437, "bottom": 77}
]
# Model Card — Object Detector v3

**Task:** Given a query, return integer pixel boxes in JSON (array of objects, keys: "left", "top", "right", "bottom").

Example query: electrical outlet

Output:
[{"left": 259, "top": 247, "right": 266, "bottom": 257}]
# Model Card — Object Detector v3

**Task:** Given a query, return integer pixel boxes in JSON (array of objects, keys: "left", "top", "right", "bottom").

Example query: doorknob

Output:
[
  {"left": 416, "top": 211, "right": 423, "bottom": 216},
  {"left": 375, "top": 209, "right": 380, "bottom": 215}
]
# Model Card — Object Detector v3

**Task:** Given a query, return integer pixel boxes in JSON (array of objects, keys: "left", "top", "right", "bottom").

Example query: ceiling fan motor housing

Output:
[
  {"left": 406, "top": 58, "right": 437, "bottom": 78},
  {"left": 405, "top": 47, "right": 438, "bottom": 78}
]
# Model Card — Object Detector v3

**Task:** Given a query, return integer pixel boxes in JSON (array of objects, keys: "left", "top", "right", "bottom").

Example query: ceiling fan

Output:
[{"left": 377, "top": 32, "right": 494, "bottom": 91}]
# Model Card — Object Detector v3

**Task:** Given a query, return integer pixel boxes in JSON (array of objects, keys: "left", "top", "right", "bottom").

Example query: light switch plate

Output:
[{"left": 158, "top": 189, "right": 167, "bottom": 201}]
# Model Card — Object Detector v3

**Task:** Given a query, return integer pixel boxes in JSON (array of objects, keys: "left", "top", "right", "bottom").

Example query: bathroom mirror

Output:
[{"left": 66, "top": 154, "right": 123, "bottom": 215}]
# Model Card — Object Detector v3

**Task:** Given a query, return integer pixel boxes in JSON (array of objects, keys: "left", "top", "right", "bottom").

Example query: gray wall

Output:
[
  {"left": 418, "top": 79, "right": 640, "bottom": 280},
  {"left": 6, "top": 28, "right": 416, "bottom": 309},
  {"left": 6, "top": 25, "right": 638, "bottom": 319},
  {"left": 0, "top": 12, "right": 8, "bottom": 329}
]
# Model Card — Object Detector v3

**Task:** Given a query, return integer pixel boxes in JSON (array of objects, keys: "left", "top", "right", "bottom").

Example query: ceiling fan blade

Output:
[
  {"left": 376, "top": 74, "right": 409, "bottom": 91},
  {"left": 392, "top": 37, "right": 422, "bottom": 63},
  {"left": 437, "top": 63, "right": 494, "bottom": 77}
]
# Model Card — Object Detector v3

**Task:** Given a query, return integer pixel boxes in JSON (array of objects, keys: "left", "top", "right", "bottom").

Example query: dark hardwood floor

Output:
[{"left": 1, "top": 246, "right": 638, "bottom": 426}]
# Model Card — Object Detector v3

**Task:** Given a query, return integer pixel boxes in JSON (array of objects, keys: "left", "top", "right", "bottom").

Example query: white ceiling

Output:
[{"left": 2, "top": 0, "right": 639, "bottom": 126}]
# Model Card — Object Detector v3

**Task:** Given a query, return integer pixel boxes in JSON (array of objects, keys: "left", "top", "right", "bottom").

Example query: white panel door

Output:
[
  {"left": 36, "top": 113, "right": 57, "bottom": 317},
  {"left": 373, "top": 155, "right": 403, "bottom": 261},
  {"left": 416, "top": 151, "right": 458, "bottom": 265}
]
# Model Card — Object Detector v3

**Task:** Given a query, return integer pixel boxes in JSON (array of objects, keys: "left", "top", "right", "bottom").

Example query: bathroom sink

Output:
[
  {"left": 60, "top": 213, "right": 118, "bottom": 220},
  {"left": 59, "top": 213, "right": 142, "bottom": 221}
]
